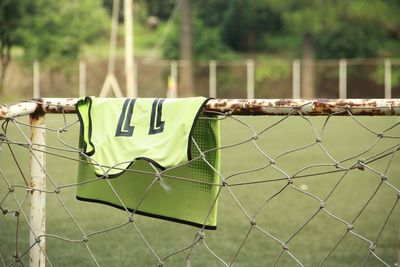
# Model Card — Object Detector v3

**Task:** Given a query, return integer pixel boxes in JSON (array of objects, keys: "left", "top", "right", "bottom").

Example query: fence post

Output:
[
  {"left": 33, "top": 61, "right": 40, "bottom": 98},
  {"left": 384, "top": 59, "right": 391, "bottom": 99},
  {"left": 124, "top": 0, "right": 136, "bottom": 98},
  {"left": 167, "top": 61, "right": 178, "bottom": 98},
  {"left": 209, "top": 60, "right": 217, "bottom": 98},
  {"left": 339, "top": 59, "right": 347, "bottom": 99},
  {"left": 398, "top": 229, "right": 400, "bottom": 267},
  {"left": 134, "top": 61, "right": 138, "bottom": 96},
  {"left": 292, "top": 59, "right": 301, "bottom": 99},
  {"left": 246, "top": 59, "right": 254, "bottom": 99},
  {"left": 79, "top": 61, "right": 86, "bottom": 97},
  {"left": 29, "top": 113, "right": 46, "bottom": 267}
]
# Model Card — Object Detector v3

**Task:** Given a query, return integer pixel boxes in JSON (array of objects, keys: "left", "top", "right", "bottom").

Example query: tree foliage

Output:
[
  {"left": 267, "top": 0, "right": 400, "bottom": 58},
  {"left": 0, "top": 0, "right": 30, "bottom": 93},
  {"left": 0, "top": 0, "right": 108, "bottom": 95},
  {"left": 1, "top": 0, "right": 400, "bottom": 96},
  {"left": 163, "top": 14, "right": 234, "bottom": 60},
  {"left": 17, "top": 0, "right": 108, "bottom": 64},
  {"left": 158, "top": 0, "right": 400, "bottom": 59}
]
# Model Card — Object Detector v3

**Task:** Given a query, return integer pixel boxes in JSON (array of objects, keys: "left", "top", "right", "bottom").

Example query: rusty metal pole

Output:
[{"left": 29, "top": 113, "right": 46, "bottom": 267}]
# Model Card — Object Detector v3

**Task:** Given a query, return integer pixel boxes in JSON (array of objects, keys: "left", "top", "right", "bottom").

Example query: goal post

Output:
[
  {"left": 1, "top": 98, "right": 400, "bottom": 118},
  {"left": 0, "top": 98, "right": 399, "bottom": 267},
  {"left": 29, "top": 113, "right": 46, "bottom": 267}
]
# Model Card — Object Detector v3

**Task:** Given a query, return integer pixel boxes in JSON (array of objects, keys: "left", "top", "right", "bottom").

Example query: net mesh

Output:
[{"left": 0, "top": 101, "right": 399, "bottom": 266}]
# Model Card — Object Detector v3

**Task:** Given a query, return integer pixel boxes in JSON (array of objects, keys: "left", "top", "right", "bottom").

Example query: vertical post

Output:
[
  {"left": 246, "top": 59, "right": 254, "bottom": 99},
  {"left": 124, "top": 0, "right": 136, "bottom": 97},
  {"left": 134, "top": 61, "right": 139, "bottom": 95},
  {"left": 398, "top": 229, "right": 400, "bottom": 267},
  {"left": 29, "top": 113, "right": 46, "bottom": 267},
  {"left": 339, "top": 59, "right": 347, "bottom": 99},
  {"left": 292, "top": 59, "right": 301, "bottom": 99},
  {"left": 209, "top": 60, "right": 217, "bottom": 98},
  {"left": 167, "top": 61, "right": 178, "bottom": 98},
  {"left": 79, "top": 61, "right": 86, "bottom": 97},
  {"left": 33, "top": 61, "right": 40, "bottom": 98},
  {"left": 384, "top": 59, "right": 391, "bottom": 99}
]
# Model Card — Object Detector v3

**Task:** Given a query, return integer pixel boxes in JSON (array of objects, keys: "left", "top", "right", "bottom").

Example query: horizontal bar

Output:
[{"left": 1, "top": 98, "right": 400, "bottom": 120}]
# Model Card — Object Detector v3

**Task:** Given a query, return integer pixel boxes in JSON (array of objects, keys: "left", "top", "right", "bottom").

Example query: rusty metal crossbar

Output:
[{"left": 1, "top": 98, "right": 400, "bottom": 120}]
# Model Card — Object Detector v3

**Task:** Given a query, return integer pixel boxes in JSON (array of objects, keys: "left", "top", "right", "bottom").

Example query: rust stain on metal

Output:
[
  {"left": 312, "top": 101, "right": 335, "bottom": 114},
  {"left": 213, "top": 100, "right": 228, "bottom": 108},
  {"left": 275, "top": 99, "right": 294, "bottom": 106},
  {"left": 30, "top": 98, "right": 44, "bottom": 120},
  {"left": 251, "top": 99, "right": 258, "bottom": 105},
  {"left": 0, "top": 106, "right": 8, "bottom": 118},
  {"left": 29, "top": 180, "right": 36, "bottom": 194},
  {"left": 2, "top": 98, "right": 400, "bottom": 118},
  {"left": 309, "top": 100, "right": 372, "bottom": 115},
  {"left": 354, "top": 109, "right": 385, "bottom": 115},
  {"left": 241, "top": 105, "right": 264, "bottom": 115}
]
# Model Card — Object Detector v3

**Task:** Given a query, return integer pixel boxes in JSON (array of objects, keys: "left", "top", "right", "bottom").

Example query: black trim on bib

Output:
[
  {"left": 94, "top": 157, "right": 166, "bottom": 179},
  {"left": 76, "top": 97, "right": 95, "bottom": 156},
  {"left": 76, "top": 195, "right": 217, "bottom": 230}
]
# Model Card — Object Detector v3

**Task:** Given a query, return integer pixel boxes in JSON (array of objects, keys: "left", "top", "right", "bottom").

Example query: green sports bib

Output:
[{"left": 76, "top": 97, "right": 221, "bottom": 229}]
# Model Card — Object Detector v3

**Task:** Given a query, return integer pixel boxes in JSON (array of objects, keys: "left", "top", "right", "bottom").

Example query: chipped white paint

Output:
[
  {"left": 1, "top": 98, "right": 400, "bottom": 121},
  {"left": 29, "top": 114, "right": 46, "bottom": 267}
]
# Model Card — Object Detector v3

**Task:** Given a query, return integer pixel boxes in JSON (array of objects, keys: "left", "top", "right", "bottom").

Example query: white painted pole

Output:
[
  {"left": 384, "top": 59, "right": 391, "bottom": 99},
  {"left": 79, "top": 61, "right": 86, "bottom": 97},
  {"left": 33, "top": 60, "right": 40, "bottom": 98},
  {"left": 167, "top": 61, "right": 178, "bottom": 98},
  {"left": 339, "top": 59, "right": 347, "bottom": 99},
  {"left": 29, "top": 113, "right": 46, "bottom": 267},
  {"left": 209, "top": 60, "right": 217, "bottom": 98},
  {"left": 124, "top": 0, "right": 136, "bottom": 97},
  {"left": 134, "top": 61, "right": 139, "bottom": 95},
  {"left": 172, "top": 61, "right": 178, "bottom": 88},
  {"left": 246, "top": 59, "right": 254, "bottom": 99},
  {"left": 292, "top": 59, "right": 301, "bottom": 99},
  {"left": 398, "top": 229, "right": 400, "bottom": 267}
]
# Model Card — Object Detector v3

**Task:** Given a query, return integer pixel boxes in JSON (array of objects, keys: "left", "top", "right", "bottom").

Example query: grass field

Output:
[{"left": 0, "top": 113, "right": 399, "bottom": 266}]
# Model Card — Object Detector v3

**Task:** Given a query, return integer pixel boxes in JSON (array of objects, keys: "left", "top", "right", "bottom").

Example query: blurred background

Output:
[
  {"left": 1, "top": 0, "right": 400, "bottom": 102},
  {"left": 1, "top": 2, "right": 400, "bottom": 266}
]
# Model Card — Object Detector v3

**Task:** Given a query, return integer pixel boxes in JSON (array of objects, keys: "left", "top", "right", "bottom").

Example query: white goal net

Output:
[{"left": 0, "top": 98, "right": 399, "bottom": 267}]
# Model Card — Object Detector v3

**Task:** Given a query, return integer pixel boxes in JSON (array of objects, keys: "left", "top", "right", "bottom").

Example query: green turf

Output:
[{"left": 0, "top": 114, "right": 399, "bottom": 266}]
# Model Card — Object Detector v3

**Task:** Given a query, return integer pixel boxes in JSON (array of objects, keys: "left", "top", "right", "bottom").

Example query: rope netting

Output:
[{"left": 0, "top": 99, "right": 399, "bottom": 266}]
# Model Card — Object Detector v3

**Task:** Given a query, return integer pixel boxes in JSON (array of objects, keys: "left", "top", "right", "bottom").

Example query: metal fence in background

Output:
[{"left": 2, "top": 58, "right": 400, "bottom": 100}]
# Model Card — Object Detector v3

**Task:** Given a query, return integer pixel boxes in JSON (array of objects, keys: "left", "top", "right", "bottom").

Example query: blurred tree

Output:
[
  {"left": 269, "top": 0, "right": 400, "bottom": 98},
  {"left": 268, "top": 0, "right": 338, "bottom": 98},
  {"left": 194, "top": 0, "right": 282, "bottom": 52},
  {"left": 0, "top": 0, "right": 107, "bottom": 95},
  {"left": 141, "top": 0, "right": 175, "bottom": 21},
  {"left": 179, "top": 0, "right": 194, "bottom": 96},
  {"left": 17, "top": 0, "right": 107, "bottom": 64},
  {"left": 0, "top": 0, "right": 29, "bottom": 95},
  {"left": 163, "top": 16, "right": 233, "bottom": 60},
  {"left": 314, "top": 0, "right": 400, "bottom": 59},
  {"left": 220, "top": 0, "right": 282, "bottom": 52}
]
